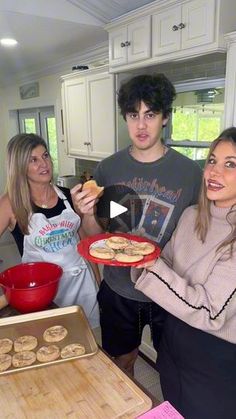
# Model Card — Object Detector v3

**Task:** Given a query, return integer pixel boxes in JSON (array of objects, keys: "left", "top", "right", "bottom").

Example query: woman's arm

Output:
[
  {"left": 0, "top": 194, "right": 15, "bottom": 309},
  {"left": 134, "top": 251, "right": 236, "bottom": 333},
  {"left": 0, "top": 194, "right": 15, "bottom": 236}
]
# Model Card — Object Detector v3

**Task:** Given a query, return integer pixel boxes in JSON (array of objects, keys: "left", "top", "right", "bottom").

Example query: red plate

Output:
[{"left": 77, "top": 232, "right": 161, "bottom": 267}]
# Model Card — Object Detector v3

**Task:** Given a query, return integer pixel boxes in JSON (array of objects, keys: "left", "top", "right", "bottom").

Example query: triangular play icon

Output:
[{"left": 110, "top": 201, "right": 128, "bottom": 219}]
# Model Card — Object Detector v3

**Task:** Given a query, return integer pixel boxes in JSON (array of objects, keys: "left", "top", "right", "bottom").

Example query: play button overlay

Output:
[
  {"left": 110, "top": 201, "right": 128, "bottom": 218},
  {"left": 95, "top": 184, "right": 143, "bottom": 232}
]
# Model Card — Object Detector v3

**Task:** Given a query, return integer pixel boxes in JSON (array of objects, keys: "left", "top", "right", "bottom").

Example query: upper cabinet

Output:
[
  {"left": 109, "top": 15, "right": 151, "bottom": 67},
  {"left": 61, "top": 67, "right": 116, "bottom": 161},
  {"left": 152, "top": 0, "right": 215, "bottom": 57},
  {"left": 105, "top": 0, "right": 236, "bottom": 72}
]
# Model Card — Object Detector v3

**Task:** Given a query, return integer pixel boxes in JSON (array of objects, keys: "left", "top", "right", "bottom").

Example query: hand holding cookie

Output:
[{"left": 70, "top": 182, "right": 103, "bottom": 216}]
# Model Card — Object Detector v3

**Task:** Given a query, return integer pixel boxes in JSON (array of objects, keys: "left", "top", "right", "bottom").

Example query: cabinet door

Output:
[
  {"left": 86, "top": 73, "right": 115, "bottom": 159},
  {"left": 109, "top": 26, "right": 127, "bottom": 67},
  {"left": 181, "top": 0, "right": 215, "bottom": 50},
  {"left": 127, "top": 16, "right": 151, "bottom": 63},
  {"left": 152, "top": 6, "right": 181, "bottom": 56},
  {"left": 62, "top": 77, "right": 89, "bottom": 157}
]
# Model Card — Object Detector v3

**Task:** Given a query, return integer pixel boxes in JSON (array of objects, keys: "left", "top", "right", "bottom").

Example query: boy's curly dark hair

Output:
[{"left": 117, "top": 73, "right": 176, "bottom": 120}]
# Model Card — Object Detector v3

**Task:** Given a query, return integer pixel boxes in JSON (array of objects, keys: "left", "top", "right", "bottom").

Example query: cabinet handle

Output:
[
  {"left": 172, "top": 25, "right": 179, "bottom": 31},
  {"left": 84, "top": 142, "right": 89, "bottom": 146},
  {"left": 120, "top": 42, "right": 126, "bottom": 47},
  {"left": 87, "top": 142, "right": 91, "bottom": 146},
  {"left": 178, "top": 22, "right": 186, "bottom": 29},
  {"left": 125, "top": 41, "right": 131, "bottom": 47}
]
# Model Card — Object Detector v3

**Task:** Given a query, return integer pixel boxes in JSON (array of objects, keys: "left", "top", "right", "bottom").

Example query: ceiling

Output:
[{"left": 0, "top": 0, "right": 156, "bottom": 87}]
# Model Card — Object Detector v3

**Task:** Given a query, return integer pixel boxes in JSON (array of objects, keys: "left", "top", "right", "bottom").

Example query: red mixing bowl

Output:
[{"left": 0, "top": 262, "right": 63, "bottom": 313}]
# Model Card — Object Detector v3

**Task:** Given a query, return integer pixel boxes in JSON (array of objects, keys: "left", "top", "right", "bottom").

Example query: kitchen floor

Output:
[{"left": 93, "top": 327, "right": 164, "bottom": 403}]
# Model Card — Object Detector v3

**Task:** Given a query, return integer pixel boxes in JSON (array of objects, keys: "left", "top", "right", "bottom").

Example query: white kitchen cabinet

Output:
[
  {"left": 61, "top": 68, "right": 116, "bottom": 160},
  {"left": 152, "top": 0, "right": 215, "bottom": 57},
  {"left": 108, "top": 15, "right": 151, "bottom": 67},
  {"left": 224, "top": 31, "right": 236, "bottom": 128},
  {"left": 106, "top": 0, "right": 236, "bottom": 72}
]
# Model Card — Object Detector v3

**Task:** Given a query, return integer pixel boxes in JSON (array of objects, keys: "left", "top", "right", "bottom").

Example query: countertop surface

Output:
[
  {"left": 0, "top": 305, "right": 154, "bottom": 418},
  {"left": 0, "top": 349, "right": 153, "bottom": 418},
  {"left": 0, "top": 303, "right": 57, "bottom": 318}
]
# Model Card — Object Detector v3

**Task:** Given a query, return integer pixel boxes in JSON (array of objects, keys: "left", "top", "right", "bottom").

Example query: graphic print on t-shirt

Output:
[
  {"left": 108, "top": 177, "right": 181, "bottom": 244},
  {"left": 137, "top": 195, "right": 174, "bottom": 241}
]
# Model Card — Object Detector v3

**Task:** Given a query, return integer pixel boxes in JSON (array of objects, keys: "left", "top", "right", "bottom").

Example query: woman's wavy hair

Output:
[
  {"left": 195, "top": 127, "right": 236, "bottom": 254},
  {"left": 6, "top": 133, "right": 52, "bottom": 234}
]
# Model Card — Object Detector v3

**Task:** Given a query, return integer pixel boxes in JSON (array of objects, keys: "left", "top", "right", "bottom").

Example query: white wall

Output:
[
  {"left": 0, "top": 72, "right": 76, "bottom": 247},
  {"left": 0, "top": 72, "right": 75, "bottom": 195}
]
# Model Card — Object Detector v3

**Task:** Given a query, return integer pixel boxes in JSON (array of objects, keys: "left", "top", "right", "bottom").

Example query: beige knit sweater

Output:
[{"left": 132, "top": 204, "right": 236, "bottom": 344}]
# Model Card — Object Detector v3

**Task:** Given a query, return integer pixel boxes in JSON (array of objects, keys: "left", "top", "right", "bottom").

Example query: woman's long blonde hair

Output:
[
  {"left": 195, "top": 127, "right": 236, "bottom": 254},
  {"left": 7, "top": 133, "right": 52, "bottom": 234}
]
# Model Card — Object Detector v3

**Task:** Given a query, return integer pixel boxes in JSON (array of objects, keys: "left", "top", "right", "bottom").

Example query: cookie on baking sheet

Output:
[
  {"left": 36, "top": 345, "right": 60, "bottom": 363},
  {"left": 114, "top": 253, "right": 144, "bottom": 263},
  {"left": 0, "top": 338, "right": 13, "bottom": 354},
  {"left": 43, "top": 325, "right": 68, "bottom": 343},
  {"left": 61, "top": 343, "right": 86, "bottom": 359},
  {"left": 0, "top": 354, "right": 12, "bottom": 372},
  {"left": 105, "top": 236, "right": 130, "bottom": 250},
  {"left": 89, "top": 246, "right": 115, "bottom": 260},
  {"left": 126, "top": 241, "right": 156, "bottom": 256},
  {"left": 14, "top": 335, "right": 38, "bottom": 352},
  {"left": 12, "top": 351, "right": 36, "bottom": 368}
]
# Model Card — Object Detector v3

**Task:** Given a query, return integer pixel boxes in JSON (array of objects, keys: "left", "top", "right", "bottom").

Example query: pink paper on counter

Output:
[{"left": 136, "top": 401, "right": 185, "bottom": 419}]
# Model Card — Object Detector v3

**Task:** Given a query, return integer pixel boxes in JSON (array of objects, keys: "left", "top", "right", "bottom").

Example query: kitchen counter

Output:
[
  {"left": 0, "top": 305, "right": 155, "bottom": 418},
  {"left": 0, "top": 349, "right": 153, "bottom": 418},
  {"left": 0, "top": 303, "right": 58, "bottom": 318}
]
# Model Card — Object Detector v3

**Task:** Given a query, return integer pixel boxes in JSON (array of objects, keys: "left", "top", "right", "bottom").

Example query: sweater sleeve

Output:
[{"left": 134, "top": 251, "right": 236, "bottom": 333}]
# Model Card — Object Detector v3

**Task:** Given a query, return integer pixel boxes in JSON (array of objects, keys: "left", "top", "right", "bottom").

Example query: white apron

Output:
[{"left": 22, "top": 186, "right": 100, "bottom": 329}]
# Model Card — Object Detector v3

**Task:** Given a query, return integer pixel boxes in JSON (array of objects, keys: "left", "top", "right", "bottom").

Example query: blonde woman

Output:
[
  {"left": 132, "top": 127, "right": 236, "bottom": 419},
  {"left": 0, "top": 133, "right": 100, "bottom": 328}
]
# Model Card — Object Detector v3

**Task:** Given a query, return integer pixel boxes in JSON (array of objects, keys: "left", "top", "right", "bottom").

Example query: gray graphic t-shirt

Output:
[{"left": 94, "top": 146, "right": 202, "bottom": 302}]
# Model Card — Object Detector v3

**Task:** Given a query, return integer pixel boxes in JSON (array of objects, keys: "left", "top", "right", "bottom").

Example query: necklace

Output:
[{"left": 32, "top": 185, "right": 54, "bottom": 209}]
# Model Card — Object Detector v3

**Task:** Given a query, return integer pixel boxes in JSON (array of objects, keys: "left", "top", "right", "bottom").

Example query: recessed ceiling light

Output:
[{"left": 0, "top": 38, "right": 18, "bottom": 47}]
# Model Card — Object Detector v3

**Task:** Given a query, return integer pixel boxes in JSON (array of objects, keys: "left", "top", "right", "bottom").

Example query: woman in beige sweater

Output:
[{"left": 132, "top": 127, "right": 236, "bottom": 419}]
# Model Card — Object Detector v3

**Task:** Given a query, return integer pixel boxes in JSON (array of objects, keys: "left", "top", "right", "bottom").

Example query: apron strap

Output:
[{"left": 53, "top": 185, "right": 72, "bottom": 210}]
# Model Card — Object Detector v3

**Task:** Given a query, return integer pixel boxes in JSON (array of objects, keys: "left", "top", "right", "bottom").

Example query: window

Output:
[
  {"left": 18, "top": 107, "right": 58, "bottom": 177},
  {"left": 165, "top": 78, "right": 225, "bottom": 161}
]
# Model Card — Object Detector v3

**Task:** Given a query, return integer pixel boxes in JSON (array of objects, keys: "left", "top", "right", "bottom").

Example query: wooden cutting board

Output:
[{"left": 0, "top": 349, "right": 153, "bottom": 418}]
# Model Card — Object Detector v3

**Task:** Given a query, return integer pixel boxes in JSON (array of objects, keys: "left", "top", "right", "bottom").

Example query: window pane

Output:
[
  {"left": 171, "top": 146, "right": 209, "bottom": 161},
  {"left": 172, "top": 110, "right": 197, "bottom": 141},
  {"left": 171, "top": 87, "right": 224, "bottom": 143},
  {"left": 198, "top": 117, "right": 221, "bottom": 141},
  {"left": 24, "top": 118, "right": 36, "bottom": 133}
]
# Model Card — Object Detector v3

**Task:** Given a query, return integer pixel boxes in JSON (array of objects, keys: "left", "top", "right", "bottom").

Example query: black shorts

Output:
[{"left": 97, "top": 281, "right": 167, "bottom": 357}]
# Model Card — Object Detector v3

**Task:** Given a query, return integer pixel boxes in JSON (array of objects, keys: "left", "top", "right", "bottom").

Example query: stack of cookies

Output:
[{"left": 89, "top": 235, "right": 155, "bottom": 263}]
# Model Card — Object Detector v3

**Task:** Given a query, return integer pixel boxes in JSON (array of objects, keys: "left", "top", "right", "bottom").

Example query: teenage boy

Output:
[{"left": 73, "top": 74, "right": 202, "bottom": 374}]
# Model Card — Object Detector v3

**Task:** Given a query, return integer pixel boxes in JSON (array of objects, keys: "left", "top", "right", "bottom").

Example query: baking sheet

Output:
[{"left": 0, "top": 305, "right": 98, "bottom": 375}]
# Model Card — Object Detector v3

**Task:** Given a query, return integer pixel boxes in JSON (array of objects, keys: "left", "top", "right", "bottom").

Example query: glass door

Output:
[{"left": 18, "top": 106, "right": 58, "bottom": 177}]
